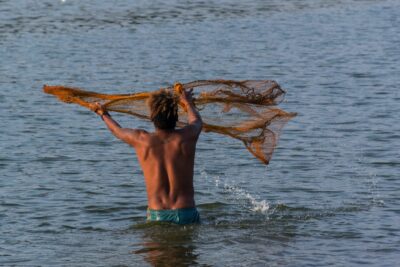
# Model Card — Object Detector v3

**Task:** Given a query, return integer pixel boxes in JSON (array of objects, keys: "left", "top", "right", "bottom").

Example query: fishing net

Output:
[{"left": 43, "top": 80, "right": 296, "bottom": 164}]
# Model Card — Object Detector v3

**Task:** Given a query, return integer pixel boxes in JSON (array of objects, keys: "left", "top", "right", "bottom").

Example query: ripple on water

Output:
[
  {"left": 1, "top": 0, "right": 399, "bottom": 266},
  {"left": 83, "top": 205, "right": 133, "bottom": 214}
]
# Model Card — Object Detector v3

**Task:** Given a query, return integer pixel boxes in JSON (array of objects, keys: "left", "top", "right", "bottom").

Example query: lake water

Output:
[{"left": 1, "top": 0, "right": 399, "bottom": 266}]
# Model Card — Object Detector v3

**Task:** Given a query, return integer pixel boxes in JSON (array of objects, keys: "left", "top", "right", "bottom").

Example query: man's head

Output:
[{"left": 148, "top": 89, "right": 179, "bottom": 130}]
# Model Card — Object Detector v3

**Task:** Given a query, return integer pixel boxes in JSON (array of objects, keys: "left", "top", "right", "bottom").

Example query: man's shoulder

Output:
[
  {"left": 122, "top": 128, "right": 148, "bottom": 137},
  {"left": 121, "top": 128, "right": 150, "bottom": 145},
  {"left": 134, "top": 129, "right": 152, "bottom": 140},
  {"left": 134, "top": 128, "right": 149, "bottom": 134}
]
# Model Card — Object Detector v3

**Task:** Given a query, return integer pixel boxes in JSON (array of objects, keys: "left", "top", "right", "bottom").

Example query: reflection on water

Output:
[
  {"left": 133, "top": 223, "right": 200, "bottom": 266},
  {"left": 129, "top": 202, "right": 303, "bottom": 266}
]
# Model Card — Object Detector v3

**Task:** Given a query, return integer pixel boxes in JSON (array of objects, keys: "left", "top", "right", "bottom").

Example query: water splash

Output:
[
  {"left": 352, "top": 155, "right": 385, "bottom": 206},
  {"left": 200, "top": 169, "right": 270, "bottom": 214}
]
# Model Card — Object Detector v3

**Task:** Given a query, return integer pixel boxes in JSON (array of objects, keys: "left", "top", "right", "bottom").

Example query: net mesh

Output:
[{"left": 43, "top": 80, "right": 296, "bottom": 164}]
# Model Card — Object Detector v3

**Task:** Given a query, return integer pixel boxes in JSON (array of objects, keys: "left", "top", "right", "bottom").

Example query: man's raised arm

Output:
[
  {"left": 181, "top": 88, "right": 203, "bottom": 135},
  {"left": 90, "top": 103, "right": 140, "bottom": 146}
]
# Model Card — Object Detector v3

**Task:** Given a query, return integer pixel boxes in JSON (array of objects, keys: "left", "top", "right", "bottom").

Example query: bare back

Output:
[
  {"left": 97, "top": 87, "right": 202, "bottom": 211},
  {"left": 131, "top": 126, "right": 199, "bottom": 210}
]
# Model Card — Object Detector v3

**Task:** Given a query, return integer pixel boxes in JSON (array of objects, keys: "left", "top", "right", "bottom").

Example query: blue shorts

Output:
[{"left": 146, "top": 207, "right": 200, "bottom": 225}]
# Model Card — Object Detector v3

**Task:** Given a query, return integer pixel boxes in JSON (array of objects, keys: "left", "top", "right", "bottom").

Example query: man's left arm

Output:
[{"left": 91, "top": 103, "right": 140, "bottom": 146}]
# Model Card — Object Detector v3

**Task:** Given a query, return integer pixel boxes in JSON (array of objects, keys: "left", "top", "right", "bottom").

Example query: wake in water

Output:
[
  {"left": 200, "top": 169, "right": 270, "bottom": 214},
  {"left": 199, "top": 167, "right": 381, "bottom": 225}
]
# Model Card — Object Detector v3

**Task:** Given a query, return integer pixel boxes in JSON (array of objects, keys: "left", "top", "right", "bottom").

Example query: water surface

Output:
[{"left": 1, "top": 0, "right": 399, "bottom": 266}]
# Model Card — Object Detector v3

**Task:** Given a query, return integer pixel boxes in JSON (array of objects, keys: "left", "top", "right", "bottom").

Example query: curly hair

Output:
[{"left": 147, "top": 89, "right": 179, "bottom": 130}]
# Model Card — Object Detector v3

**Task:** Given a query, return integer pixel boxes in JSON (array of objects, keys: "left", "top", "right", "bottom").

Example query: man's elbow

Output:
[
  {"left": 190, "top": 118, "right": 202, "bottom": 127},
  {"left": 198, "top": 119, "right": 203, "bottom": 131},
  {"left": 193, "top": 119, "right": 203, "bottom": 133}
]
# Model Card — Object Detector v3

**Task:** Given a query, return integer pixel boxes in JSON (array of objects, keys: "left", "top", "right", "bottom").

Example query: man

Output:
[{"left": 91, "top": 86, "right": 202, "bottom": 224}]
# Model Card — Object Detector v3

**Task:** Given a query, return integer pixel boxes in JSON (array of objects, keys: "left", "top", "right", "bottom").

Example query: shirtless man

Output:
[{"left": 91, "top": 86, "right": 202, "bottom": 224}]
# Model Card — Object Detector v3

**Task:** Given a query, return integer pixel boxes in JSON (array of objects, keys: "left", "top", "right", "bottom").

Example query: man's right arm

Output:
[{"left": 181, "top": 89, "right": 203, "bottom": 136}]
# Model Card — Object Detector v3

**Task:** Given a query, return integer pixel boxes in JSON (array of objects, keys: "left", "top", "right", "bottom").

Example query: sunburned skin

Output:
[{"left": 91, "top": 88, "right": 202, "bottom": 210}]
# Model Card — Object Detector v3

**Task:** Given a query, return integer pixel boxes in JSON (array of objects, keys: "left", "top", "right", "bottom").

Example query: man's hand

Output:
[
  {"left": 180, "top": 88, "right": 194, "bottom": 108},
  {"left": 89, "top": 102, "right": 108, "bottom": 116},
  {"left": 179, "top": 87, "right": 202, "bottom": 135}
]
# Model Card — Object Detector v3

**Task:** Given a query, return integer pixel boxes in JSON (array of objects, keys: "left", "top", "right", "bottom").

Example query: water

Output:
[{"left": 1, "top": 0, "right": 399, "bottom": 266}]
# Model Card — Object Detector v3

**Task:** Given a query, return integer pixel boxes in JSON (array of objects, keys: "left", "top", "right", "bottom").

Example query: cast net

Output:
[{"left": 43, "top": 80, "right": 296, "bottom": 164}]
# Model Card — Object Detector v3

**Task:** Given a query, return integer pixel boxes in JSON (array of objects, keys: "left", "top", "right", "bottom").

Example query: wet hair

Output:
[{"left": 147, "top": 89, "right": 179, "bottom": 130}]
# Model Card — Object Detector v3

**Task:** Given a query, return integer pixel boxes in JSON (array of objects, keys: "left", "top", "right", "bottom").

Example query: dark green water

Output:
[{"left": 1, "top": 0, "right": 399, "bottom": 266}]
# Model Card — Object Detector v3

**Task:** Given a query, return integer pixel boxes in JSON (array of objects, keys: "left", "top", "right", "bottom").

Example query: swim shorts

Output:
[{"left": 146, "top": 207, "right": 200, "bottom": 225}]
